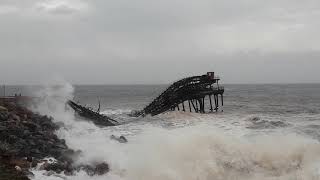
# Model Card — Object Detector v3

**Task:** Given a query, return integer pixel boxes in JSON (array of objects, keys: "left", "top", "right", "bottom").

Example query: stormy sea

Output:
[{"left": 4, "top": 83, "right": 320, "bottom": 180}]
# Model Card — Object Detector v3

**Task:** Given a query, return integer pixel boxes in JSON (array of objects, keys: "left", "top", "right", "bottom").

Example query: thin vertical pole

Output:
[
  {"left": 195, "top": 100, "right": 198, "bottom": 112},
  {"left": 209, "top": 95, "right": 213, "bottom": 111},
  {"left": 177, "top": 104, "right": 180, "bottom": 111},
  {"left": 198, "top": 99, "right": 202, "bottom": 113},
  {"left": 182, "top": 102, "right": 185, "bottom": 111},
  {"left": 216, "top": 95, "right": 219, "bottom": 108},
  {"left": 201, "top": 98, "right": 204, "bottom": 113},
  {"left": 214, "top": 95, "right": 218, "bottom": 112},
  {"left": 188, "top": 100, "right": 192, "bottom": 112},
  {"left": 221, "top": 94, "right": 224, "bottom": 106},
  {"left": 202, "top": 97, "right": 205, "bottom": 113},
  {"left": 216, "top": 95, "right": 218, "bottom": 112},
  {"left": 191, "top": 100, "right": 198, "bottom": 113}
]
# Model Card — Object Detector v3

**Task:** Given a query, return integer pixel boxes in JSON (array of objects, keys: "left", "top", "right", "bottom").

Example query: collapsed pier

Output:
[
  {"left": 67, "top": 72, "right": 224, "bottom": 125},
  {"left": 67, "top": 100, "right": 118, "bottom": 127},
  {"left": 136, "top": 72, "right": 224, "bottom": 116}
]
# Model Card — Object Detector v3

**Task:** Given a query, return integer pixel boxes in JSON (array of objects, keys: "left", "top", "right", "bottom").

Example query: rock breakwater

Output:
[{"left": 0, "top": 101, "right": 109, "bottom": 179}]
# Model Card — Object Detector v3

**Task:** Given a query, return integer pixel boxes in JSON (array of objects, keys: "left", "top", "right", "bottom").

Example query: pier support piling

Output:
[
  {"left": 214, "top": 95, "right": 218, "bottom": 112},
  {"left": 182, "top": 102, "right": 185, "bottom": 111},
  {"left": 195, "top": 100, "right": 199, "bottom": 112},
  {"left": 202, "top": 97, "right": 205, "bottom": 113},
  {"left": 188, "top": 100, "right": 192, "bottom": 112},
  {"left": 221, "top": 94, "right": 224, "bottom": 106},
  {"left": 209, "top": 95, "right": 213, "bottom": 112},
  {"left": 191, "top": 100, "right": 198, "bottom": 113}
]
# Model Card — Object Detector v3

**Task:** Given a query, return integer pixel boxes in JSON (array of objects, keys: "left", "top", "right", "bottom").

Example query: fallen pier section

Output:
[{"left": 67, "top": 100, "right": 118, "bottom": 127}]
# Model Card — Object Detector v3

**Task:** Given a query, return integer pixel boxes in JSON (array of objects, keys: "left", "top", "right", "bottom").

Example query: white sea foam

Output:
[
  {"left": 118, "top": 126, "right": 320, "bottom": 180},
  {"left": 101, "top": 109, "right": 133, "bottom": 116},
  {"left": 30, "top": 82, "right": 320, "bottom": 180}
]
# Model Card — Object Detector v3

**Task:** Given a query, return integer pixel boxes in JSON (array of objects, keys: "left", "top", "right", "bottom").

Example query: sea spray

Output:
[
  {"left": 30, "top": 79, "right": 74, "bottom": 122},
  {"left": 29, "top": 81, "right": 127, "bottom": 179},
  {"left": 117, "top": 126, "right": 320, "bottom": 180}
]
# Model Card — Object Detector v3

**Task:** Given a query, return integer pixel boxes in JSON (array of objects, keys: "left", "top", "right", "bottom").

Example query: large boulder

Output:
[
  {"left": 94, "top": 163, "right": 109, "bottom": 175},
  {"left": 0, "top": 111, "right": 8, "bottom": 121}
]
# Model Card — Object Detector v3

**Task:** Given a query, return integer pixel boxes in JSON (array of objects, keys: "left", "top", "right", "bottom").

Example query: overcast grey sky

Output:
[{"left": 0, "top": 0, "right": 320, "bottom": 84}]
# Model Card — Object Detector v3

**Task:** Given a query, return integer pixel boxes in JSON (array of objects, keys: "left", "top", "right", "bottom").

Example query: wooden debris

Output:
[{"left": 67, "top": 100, "right": 118, "bottom": 127}]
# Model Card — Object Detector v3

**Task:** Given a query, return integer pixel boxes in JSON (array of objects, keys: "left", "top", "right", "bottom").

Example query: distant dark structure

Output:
[
  {"left": 133, "top": 72, "right": 224, "bottom": 116},
  {"left": 67, "top": 100, "right": 118, "bottom": 126}
]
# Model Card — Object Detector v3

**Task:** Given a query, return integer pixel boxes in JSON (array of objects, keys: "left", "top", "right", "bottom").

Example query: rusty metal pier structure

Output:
[{"left": 136, "top": 72, "right": 224, "bottom": 116}]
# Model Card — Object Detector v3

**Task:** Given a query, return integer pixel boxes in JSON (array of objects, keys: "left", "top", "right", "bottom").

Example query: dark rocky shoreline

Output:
[{"left": 0, "top": 101, "right": 109, "bottom": 179}]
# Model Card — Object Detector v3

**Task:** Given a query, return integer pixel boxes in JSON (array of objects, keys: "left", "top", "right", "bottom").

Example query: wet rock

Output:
[
  {"left": 110, "top": 135, "right": 128, "bottom": 143},
  {"left": 94, "top": 163, "right": 109, "bottom": 175},
  {"left": 0, "top": 160, "right": 30, "bottom": 180},
  {"left": 9, "top": 158, "right": 31, "bottom": 169},
  {"left": 15, "top": 166, "right": 22, "bottom": 172},
  {"left": 0, "top": 112, "right": 9, "bottom": 121},
  {"left": 79, "top": 165, "right": 95, "bottom": 176},
  {"left": 55, "top": 143, "right": 68, "bottom": 149},
  {"left": 27, "top": 139, "right": 36, "bottom": 146},
  {"left": 44, "top": 163, "right": 65, "bottom": 174},
  {"left": 8, "top": 135, "right": 18, "bottom": 144},
  {"left": 22, "top": 122, "right": 40, "bottom": 132},
  {"left": 0, "top": 106, "right": 8, "bottom": 112},
  {"left": 31, "top": 159, "right": 39, "bottom": 168},
  {"left": 55, "top": 122, "right": 65, "bottom": 128},
  {"left": 43, "top": 170, "right": 55, "bottom": 176},
  {"left": 30, "top": 149, "right": 41, "bottom": 155},
  {"left": 76, "top": 162, "right": 109, "bottom": 176},
  {"left": 0, "top": 101, "right": 110, "bottom": 177},
  {"left": 22, "top": 130, "right": 31, "bottom": 138},
  {"left": 10, "top": 114, "right": 20, "bottom": 121},
  {"left": 0, "top": 125, "right": 6, "bottom": 131},
  {"left": 23, "top": 171, "right": 34, "bottom": 178}
]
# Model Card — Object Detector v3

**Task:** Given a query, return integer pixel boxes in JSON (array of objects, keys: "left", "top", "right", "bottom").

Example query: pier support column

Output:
[
  {"left": 202, "top": 97, "right": 205, "bottom": 113},
  {"left": 209, "top": 95, "right": 213, "bottom": 112},
  {"left": 182, "top": 102, "right": 185, "bottom": 111},
  {"left": 198, "top": 99, "right": 203, "bottom": 113},
  {"left": 216, "top": 95, "right": 219, "bottom": 109},
  {"left": 191, "top": 100, "right": 198, "bottom": 113},
  {"left": 214, "top": 95, "right": 218, "bottom": 112},
  {"left": 195, "top": 100, "right": 199, "bottom": 113},
  {"left": 188, "top": 100, "right": 192, "bottom": 112},
  {"left": 221, "top": 94, "right": 224, "bottom": 106}
]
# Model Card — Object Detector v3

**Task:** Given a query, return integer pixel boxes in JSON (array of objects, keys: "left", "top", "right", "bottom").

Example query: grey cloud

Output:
[
  {"left": 35, "top": 4, "right": 78, "bottom": 14},
  {"left": 0, "top": 0, "right": 320, "bottom": 84},
  {"left": 33, "top": 0, "right": 89, "bottom": 15}
]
